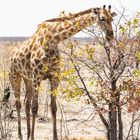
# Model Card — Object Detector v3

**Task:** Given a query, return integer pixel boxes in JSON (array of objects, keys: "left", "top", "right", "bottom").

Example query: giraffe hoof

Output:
[
  {"left": 18, "top": 136, "right": 23, "bottom": 140},
  {"left": 53, "top": 137, "right": 58, "bottom": 140}
]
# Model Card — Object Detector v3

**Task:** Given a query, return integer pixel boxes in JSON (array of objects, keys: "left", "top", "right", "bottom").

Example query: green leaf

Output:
[
  {"left": 127, "top": 21, "right": 132, "bottom": 26},
  {"left": 119, "top": 25, "right": 127, "bottom": 33},
  {"left": 132, "top": 69, "right": 140, "bottom": 77},
  {"left": 44, "top": 66, "right": 49, "bottom": 72},
  {"left": 0, "top": 70, "right": 8, "bottom": 78},
  {"left": 45, "top": 45, "right": 49, "bottom": 50},
  {"left": 136, "top": 31, "right": 140, "bottom": 36},
  {"left": 135, "top": 51, "right": 140, "bottom": 61},
  {"left": 61, "top": 68, "right": 75, "bottom": 77},
  {"left": 132, "top": 18, "right": 139, "bottom": 24},
  {"left": 67, "top": 41, "right": 73, "bottom": 49}
]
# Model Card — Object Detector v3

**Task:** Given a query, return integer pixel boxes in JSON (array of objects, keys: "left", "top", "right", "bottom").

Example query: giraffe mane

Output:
[{"left": 45, "top": 8, "right": 95, "bottom": 22}]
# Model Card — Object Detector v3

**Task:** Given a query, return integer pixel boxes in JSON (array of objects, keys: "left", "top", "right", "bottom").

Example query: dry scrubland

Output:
[
  {"left": 0, "top": 38, "right": 139, "bottom": 140},
  {"left": 0, "top": 38, "right": 107, "bottom": 140}
]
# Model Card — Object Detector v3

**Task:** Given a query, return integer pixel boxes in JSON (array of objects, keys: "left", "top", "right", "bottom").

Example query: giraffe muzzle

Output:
[{"left": 106, "top": 30, "right": 114, "bottom": 41}]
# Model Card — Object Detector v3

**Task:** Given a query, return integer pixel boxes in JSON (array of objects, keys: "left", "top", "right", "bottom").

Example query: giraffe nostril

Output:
[
  {"left": 110, "top": 31, "right": 113, "bottom": 36},
  {"left": 107, "top": 30, "right": 114, "bottom": 37}
]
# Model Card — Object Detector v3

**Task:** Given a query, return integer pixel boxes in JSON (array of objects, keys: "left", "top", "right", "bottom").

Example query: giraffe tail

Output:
[
  {"left": 3, "top": 86, "right": 11, "bottom": 104},
  {"left": 3, "top": 85, "right": 15, "bottom": 119}
]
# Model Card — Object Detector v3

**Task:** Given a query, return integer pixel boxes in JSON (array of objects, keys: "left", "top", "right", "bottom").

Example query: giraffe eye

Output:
[{"left": 100, "top": 17, "right": 105, "bottom": 21}]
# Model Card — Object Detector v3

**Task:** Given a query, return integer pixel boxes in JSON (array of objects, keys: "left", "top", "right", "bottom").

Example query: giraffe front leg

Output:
[
  {"left": 49, "top": 77, "right": 59, "bottom": 140},
  {"left": 25, "top": 96, "right": 32, "bottom": 140},
  {"left": 50, "top": 94, "right": 57, "bottom": 140},
  {"left": 23, "top": 78, "right": 32, "bottom": 140},
  {"left": 31, "top": 83, "right": 39, "bottom": 140}
]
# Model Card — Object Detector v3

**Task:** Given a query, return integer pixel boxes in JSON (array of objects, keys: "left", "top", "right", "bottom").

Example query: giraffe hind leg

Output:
[
  {"left": 9, "top": 73, "right": 22, "bottom": 140},
  {"left": 31, "top": 81, "right": 39, "bottom": 140}
]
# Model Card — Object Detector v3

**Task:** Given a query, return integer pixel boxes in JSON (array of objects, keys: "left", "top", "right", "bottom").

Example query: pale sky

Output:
[{"left": 0, "top": 0, "right": 139, "bottom": 37}]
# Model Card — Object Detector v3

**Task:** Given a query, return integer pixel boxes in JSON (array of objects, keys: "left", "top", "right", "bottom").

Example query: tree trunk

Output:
[
  {"left": 107, "top": 131, "right": 110, "bottom": 140},
  {"left": 108, "top": 103, "right": 117, "bottom": 140},
  {"left": 108, "top": 80, "right": 117, "bottom": 140},
  {"left": 117, "top": 94, "right": 123, "bottom": 140}
]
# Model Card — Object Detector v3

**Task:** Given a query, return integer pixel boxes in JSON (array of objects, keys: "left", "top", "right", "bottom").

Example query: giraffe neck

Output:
[
  {"left": 31, "top": 8, "right": 96, "bottom": 47},
  {"left": 46, "top": 8, "right": 95, "bottom": 42}
]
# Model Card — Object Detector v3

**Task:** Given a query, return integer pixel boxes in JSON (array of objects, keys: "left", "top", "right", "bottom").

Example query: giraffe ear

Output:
[
  {"left": 111, "top": 12, "right": 117, "bottom": 17},
  {"left": 93, "top": 8, "right": 100, "bottom": 15}
]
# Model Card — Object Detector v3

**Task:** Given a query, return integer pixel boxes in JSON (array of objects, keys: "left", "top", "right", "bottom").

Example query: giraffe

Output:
[{"left": 9, "top": 5, "right": 117, "bottom": 140}]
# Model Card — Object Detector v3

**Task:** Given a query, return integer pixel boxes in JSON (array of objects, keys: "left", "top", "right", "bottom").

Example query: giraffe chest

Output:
[
  {"left": 32, "top": 46, "right": 60, "bottom": 64},
  {"left": 30, "top": 47, "right": 60, "bottom": 79}
]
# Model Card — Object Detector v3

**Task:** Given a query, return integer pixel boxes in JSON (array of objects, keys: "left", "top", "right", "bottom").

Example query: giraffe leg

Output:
[
  {"left": 23, "top": 78, "right": 32, "bottom": 140},
  {"left": 9, "top": 73, "right": 22, "bottom": 140},
  {"left": 49, "top": 77, "right": 59, "bottom": 140},
  {"left": 31, "top": 82, "right": 39, "bottom": 140}
]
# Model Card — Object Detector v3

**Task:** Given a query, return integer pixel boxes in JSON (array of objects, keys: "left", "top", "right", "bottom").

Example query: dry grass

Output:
[
  {"left": 0, "top": 40, "right": 107, "bottom": 140},
  {"left": 1, "top": 39, "right": 140, "bottom": 139},
  {"left": 62, "top": 137, "right": 106, "bottom": 140}
]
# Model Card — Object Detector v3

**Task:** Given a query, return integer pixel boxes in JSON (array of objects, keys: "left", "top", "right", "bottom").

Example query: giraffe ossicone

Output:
[{"left": 9, "top": 5, "right": 117, "bottom": 140}]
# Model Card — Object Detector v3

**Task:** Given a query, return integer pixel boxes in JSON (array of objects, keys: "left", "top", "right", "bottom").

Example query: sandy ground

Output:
[
  {"left": 8, "top": 81, "right": 106, "bottom": 140},
  {"left": 0, "top": 40, "right": 140, "bottom": 140},
  {"left": 0, "top": 40, "right": 107, "bottom": 140}
]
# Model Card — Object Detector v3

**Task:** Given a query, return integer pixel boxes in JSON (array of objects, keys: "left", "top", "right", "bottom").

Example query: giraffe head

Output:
[{"left": 93, "top": 5, "right": 117, "bottom": 41}]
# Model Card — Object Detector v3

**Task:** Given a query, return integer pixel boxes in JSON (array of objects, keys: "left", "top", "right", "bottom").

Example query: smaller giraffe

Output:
[{"left": 9, "top": 5, "right": 117, "bottom": 140}]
